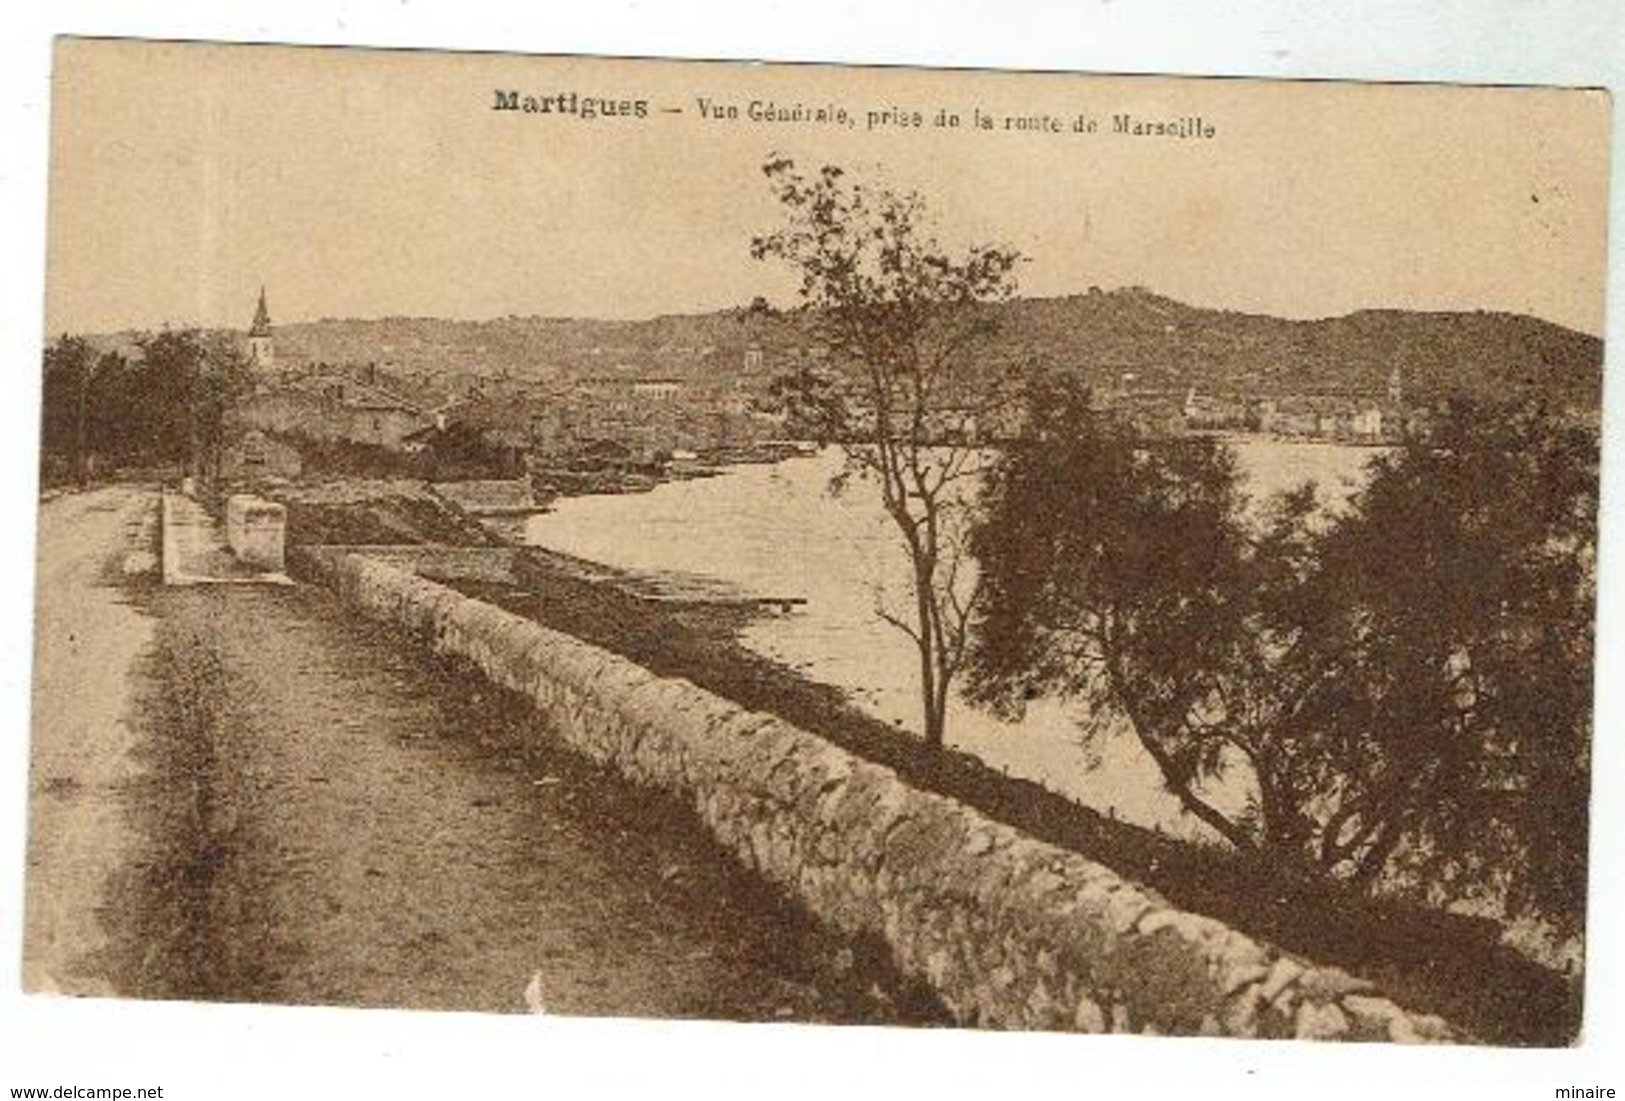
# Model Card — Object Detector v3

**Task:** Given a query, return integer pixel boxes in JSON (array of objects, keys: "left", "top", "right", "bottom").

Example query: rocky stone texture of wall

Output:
[
  {"left": 315, "top": 545, "right": 521, "bottom": 585},
  {"left": 301, "top": 547, "right": 1462, "bottom": 1043}
]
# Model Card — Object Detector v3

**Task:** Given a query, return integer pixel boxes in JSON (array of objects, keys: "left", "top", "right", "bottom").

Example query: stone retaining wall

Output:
[
  {"left": 300, "top": 546, "right": 1462, "bottom": 1043},
  {"left": 314, "top": 545, "right": 521, "bottom": 585}
]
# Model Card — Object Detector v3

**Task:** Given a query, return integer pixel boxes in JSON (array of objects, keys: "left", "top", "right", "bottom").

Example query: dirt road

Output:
[
  {"left": 23, "top": 487, "right": 160, "bottom": 993},
  {"left": 23, "top": 484, "right": 159, "bottom": 995},
  {"left": 25, "top": 485, "right": 935, "bottom": 1024}
]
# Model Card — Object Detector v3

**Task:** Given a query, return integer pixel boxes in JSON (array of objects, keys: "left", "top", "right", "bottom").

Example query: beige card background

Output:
[
  {"left": 6, "top": 6, "right": 1624, "bottom": 1101},
  {"left": 47, "top": 39, "right": 1608, "bottom": 339}
]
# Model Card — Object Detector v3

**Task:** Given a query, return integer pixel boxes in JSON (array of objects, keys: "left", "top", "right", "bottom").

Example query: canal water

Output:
[{"left": 525, "top": 441, "right": 1379, "bottom": 840}]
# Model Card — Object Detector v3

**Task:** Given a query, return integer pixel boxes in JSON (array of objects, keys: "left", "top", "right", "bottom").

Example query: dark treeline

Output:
[
  {"left": 968, "top": 377, "right": 1596, "bottom": 936},
  {"left": 41, "top": 330, "right": 252, "bottom": 486}
]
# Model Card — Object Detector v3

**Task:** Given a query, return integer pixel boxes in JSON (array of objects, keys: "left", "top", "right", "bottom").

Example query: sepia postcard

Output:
[{"left": 24, "top": 37, "right": 1609, "bottom": 1048}]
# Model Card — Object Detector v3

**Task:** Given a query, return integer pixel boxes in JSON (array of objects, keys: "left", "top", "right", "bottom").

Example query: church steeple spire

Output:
[
  {"left": 246, "top": 286, "right": 275, "bottom": 367},
  {"left": 249, "top": 285, "right": 272, "bottom": 337}
]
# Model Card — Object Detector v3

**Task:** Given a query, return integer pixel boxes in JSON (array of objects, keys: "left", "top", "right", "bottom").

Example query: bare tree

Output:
[{"left": 752, "top": 158, "right": 1023, "bottom": 748}]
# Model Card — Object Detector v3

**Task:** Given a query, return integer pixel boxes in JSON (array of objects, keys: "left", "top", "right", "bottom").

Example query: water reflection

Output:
[{"left": 525, "top": 441, "right": 1378, "bottom": 839}]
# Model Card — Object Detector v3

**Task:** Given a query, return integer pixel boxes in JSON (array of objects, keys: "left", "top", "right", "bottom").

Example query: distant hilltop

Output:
[
  {"left": 84, "top": 286, "right": 1606, "bottom": 408},
  {"left": 994, "top": 288, "right": 1603, "bottom": 407}
]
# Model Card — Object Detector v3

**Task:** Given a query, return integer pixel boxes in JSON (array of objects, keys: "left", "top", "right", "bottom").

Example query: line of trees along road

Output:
[
  {"left": 41, "top": 329, "right": 252, "bottom": 485},
  {"left": 756, "top": 158, "right": 1595, "bottom": 935}
]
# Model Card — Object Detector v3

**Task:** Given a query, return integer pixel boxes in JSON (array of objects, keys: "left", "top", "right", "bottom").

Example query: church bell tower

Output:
[{"left": 247, "top": 286, "right": 275, "bottom": 369}]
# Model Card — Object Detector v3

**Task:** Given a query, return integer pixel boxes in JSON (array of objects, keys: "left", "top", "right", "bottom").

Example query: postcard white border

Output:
[{"left": 1, "top": 3, "right": 1620, "bottom": 1099}]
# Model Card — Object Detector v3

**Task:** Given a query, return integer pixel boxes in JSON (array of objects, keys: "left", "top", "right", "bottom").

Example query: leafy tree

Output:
[
  {"left": 752, "top": 158, "right": 1024, "bottom": 748},
  {"left": 41, "top": 328, "right": 254, "bottom": 486},
  {"left": 135, "top": 328, "right": 254, "bottom": 482},
  {"left": 1292, "top": 398, "right": 1595, "bottom": 925},
  {"left": 967, "top": 375, "right": 1282, "bottom": 850},
  {"left": 42, "top": 335, "right": 98, "bottom": 481},
  {"left": 42, "top": 335, "right": 138, "bottom": 482},
  {"left": 968, "top": 378, "right": 1595, "bottom": 929}
]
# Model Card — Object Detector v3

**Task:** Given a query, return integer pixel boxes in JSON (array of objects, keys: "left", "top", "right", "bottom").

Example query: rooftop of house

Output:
[{"left": 445, "top": 395, "right": 537, "bottom": 432}]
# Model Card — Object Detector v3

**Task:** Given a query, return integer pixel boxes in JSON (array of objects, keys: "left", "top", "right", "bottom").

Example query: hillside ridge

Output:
[{"left": 81, "top": 287, "right": 1606, "bottom": 406}]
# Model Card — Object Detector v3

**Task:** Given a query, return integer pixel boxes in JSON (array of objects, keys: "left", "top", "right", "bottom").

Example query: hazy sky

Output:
[{"left": 45, "top": 38, "right": 1611, "bottom": 336}]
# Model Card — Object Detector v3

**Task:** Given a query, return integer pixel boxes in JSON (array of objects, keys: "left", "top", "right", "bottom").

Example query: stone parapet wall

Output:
[
  {"left": 300, "top": 546, "right": 1462, "bottom": 1043},
  {"left": 312, "top": 545, "right": 521, "bottom": 585}
]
